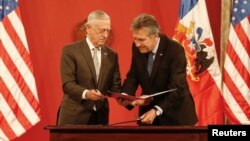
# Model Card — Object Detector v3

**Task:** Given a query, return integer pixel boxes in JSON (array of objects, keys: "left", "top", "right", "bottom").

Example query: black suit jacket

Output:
[
  {"left": 57, "top": 39, "right": 121, "bottom": 125},
  {"left": 122, "top": 34, "right": 198, "bottom": 125}
]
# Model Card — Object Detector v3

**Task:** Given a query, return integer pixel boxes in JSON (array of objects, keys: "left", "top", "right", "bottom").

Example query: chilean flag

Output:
[{"left": 173, "top": 0, "right": 224, "bottom": 125}]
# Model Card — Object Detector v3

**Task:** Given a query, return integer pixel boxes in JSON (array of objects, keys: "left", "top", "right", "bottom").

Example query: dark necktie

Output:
[
  {"left": 147, "top": 52, "right": 154, "bottom": 76},
  {"left": 93, "top": 48, "right": 100, "bottom": 80}
]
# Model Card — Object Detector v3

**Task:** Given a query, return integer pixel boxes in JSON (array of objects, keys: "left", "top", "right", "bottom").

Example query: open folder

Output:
[{"left": 105, "top": 88, "right": 177, "bottom": 101}]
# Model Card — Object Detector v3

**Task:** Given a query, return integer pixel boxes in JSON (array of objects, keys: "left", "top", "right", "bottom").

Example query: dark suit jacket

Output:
[
  {"left": 122, "top": 34, "right": 198, "bottom": 125},
  {"left": 57, "top": 39, "right": 121, "bottom": 125}
]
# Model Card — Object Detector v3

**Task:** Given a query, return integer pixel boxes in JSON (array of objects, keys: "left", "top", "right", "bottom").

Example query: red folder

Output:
[{"left": 104, "top": 92, "right": 153, "bottom": 106}]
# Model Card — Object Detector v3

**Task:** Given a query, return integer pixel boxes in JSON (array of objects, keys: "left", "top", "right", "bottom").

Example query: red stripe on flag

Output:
[
  {"left": 0, "top": 42, "right": 40, "bottom": 112},
  {"left": 233, "top": 23, "right": 250, "bottom": 57},
  {"left": 0, "top": 112, "right": 17, "bottom": 140},
  {"left": 223, "top": 102, "right": 241, "bottom": 124},
  {"left": 226, "top": 41, "right": 250, "bottom": 88},
  {"left": 0, "top": 78, "right": 33, "bottom": 129},
  {"left": 223, "top": 70, "right": 250, "bottom": 120},
  {"left": 14, "top": 6, "right": 22, "bottom": 19}
]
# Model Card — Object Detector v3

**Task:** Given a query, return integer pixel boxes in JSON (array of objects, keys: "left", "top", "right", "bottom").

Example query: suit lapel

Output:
[{"left": 81, "top": 40, "right": 98, "bottom": 84}]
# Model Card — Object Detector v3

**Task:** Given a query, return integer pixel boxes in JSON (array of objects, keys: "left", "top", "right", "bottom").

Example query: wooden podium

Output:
[{"left": 44, "top": 125, "right": 207, "bottom": 141}]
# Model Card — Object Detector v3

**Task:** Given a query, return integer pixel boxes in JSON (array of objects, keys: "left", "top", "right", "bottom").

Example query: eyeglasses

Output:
[{"left": 93, "top": 27, "right": 111, "bottom": 35}]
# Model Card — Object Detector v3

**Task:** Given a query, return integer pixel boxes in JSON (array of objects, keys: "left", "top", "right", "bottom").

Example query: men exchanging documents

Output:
[{"left": 120, "top": 14, "right": 198, "bottom": 125}]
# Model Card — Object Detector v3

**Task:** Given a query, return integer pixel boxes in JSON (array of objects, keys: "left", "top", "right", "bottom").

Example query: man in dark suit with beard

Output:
[
  {"left": 57, "top": 10, "right": 121, "bottom": 125},
  {"left": 120, "top": 14, "right": 198, "bottom": 125}
]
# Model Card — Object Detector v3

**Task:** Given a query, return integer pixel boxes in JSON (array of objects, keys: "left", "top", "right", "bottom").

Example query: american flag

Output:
[
  {"left": 223, "top": 0, "right": 250, "bottom": 124},
  {"left": 173, "top": 0, "right": 224, "bottom": 125},
  {"left": 0, "top": 0, "right": 40, "bottom": 140}
]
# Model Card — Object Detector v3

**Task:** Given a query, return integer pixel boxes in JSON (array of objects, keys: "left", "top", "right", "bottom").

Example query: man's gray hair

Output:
[
  {"left": 130, "top": 14, "right": 160, "bottom": 36},
  {"left": 86, "top": 10, "right": 110, "bottom": 25}
]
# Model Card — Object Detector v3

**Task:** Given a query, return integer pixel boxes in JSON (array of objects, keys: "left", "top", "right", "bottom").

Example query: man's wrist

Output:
[
  {"left": 153, "top": 106, "right": 163, "bottom": 116},
  {"left": 82, "top": 89, "right": 89, "bottom": 99}
]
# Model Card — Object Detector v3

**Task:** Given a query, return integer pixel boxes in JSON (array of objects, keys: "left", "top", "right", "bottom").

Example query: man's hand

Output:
[
  {"left": 131, "top": 99, "right": 147, "bottom": 106},
  {"left": 139, "top": 109, "right": 157, "bottom": 124},
  {"left": 116, "top": 93, "right": 152, "bottom": 107},
  {"left": 117, "top": 98, "right": 133, "bottom": 106},
  {"left": 120, "top": 98, "right": 150, "bottom": 107},
  {"left": 86, "top": 89, "right": 106, "bottom": 101}
]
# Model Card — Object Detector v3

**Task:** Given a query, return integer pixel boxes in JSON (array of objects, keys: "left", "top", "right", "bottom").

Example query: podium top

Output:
[{"left": 44, "top": 125, "right": 207, "bottom": 133}]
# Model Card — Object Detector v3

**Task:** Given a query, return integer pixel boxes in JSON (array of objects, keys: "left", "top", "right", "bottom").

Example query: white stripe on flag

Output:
[
  {"left": 8, "top": 11, "right": 29, "bottom": 52},
  {"left": 224, "top": 54, "right": 250, "bottom": 103},
  {"left": 223, "top": 84, "right": 250, "bottom": 124},
  {"left": 240, "top": 18, "right": 250, "bottom": 40},
  {"left": 229, "top": 25, "right": 250, "bottom": 71},
  {"left": 0, "top": 93, "right": 25, "bottom": 137}
]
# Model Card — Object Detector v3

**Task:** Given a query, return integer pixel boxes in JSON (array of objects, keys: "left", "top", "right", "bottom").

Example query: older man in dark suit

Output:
[
  {"left": 57, "top": 10, "right": 121, "bottom": 125},
  {"left": 120, "top": 14, "right": 198, "bottom": 125}
]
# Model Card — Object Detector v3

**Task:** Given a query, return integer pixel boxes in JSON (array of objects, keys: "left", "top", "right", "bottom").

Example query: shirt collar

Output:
[
  {"left": 151, "top": 37, "right": 160, "bottom": 54},
  {"left": 86, "top": 37, "right": 101, "bottom": 51}
]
